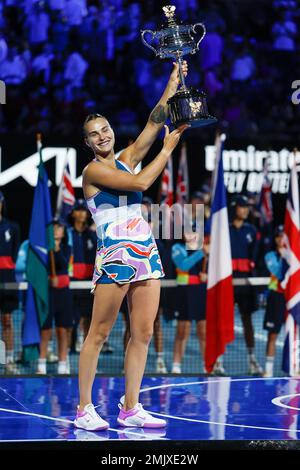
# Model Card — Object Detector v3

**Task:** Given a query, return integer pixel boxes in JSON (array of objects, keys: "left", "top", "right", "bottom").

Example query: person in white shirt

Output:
[
  {"left": 231, "top": 47, "right": 256, "bottom": 82},
  {"left": 64, "top": 50, "right": 88, "bottom": 88},
  {"left": 272, "top": 10, "right": 297, "bottom": 51},
  {"left": 48, "top": 0, "right": 66, "bottom": 11},
  {"left": 201, "top": 28, "right": 224, "bottom": 71},
  {"left": 25, "top": 3, "right": 50, "bottom": 46},
  {"left": 0, "top": 47, "right": 27, "bottom": 85},
  {"left": 63, "top": 0, "right": 87, "bottom": 27},
  {"left": 31, "top": 45, "right": 55, "bottom": 84}
]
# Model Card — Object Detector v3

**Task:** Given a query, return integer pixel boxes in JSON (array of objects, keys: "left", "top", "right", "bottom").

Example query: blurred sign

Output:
[{"left": 205, "top": 145, "right": 300, "bottom": 194}]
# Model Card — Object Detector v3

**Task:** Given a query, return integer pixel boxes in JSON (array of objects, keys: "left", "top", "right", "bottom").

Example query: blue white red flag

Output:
[
  {"left": 56, "top": 159, "right": 75, "bottom": 222},
  {"left": 205, "top": 134, "right": 234, "bottom": 373},
  {"left": 281, "top": 159, "right": 300, "bottom": 376}
]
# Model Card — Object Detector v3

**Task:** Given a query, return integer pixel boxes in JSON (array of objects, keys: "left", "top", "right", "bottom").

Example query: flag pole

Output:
[{"left": 36, "top": 132, "right": 56, "bottom": 279}]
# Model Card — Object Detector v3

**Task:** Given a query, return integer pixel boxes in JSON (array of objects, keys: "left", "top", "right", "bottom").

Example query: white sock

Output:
[
  {"left": 248, "top": 349, "right": 256, "bottom": 362},
  {"left": 172, "top": 362, "right": 181, "bottom": 370},
  {"left": 58, "top": 361, "right": 67, "bottom": 373},
  {"left": 38, "top": 358, "right": 46, "bottom": 373},
  {"left": 215, "top": 356, "right": 223, "bottom": 366},
  {"left": 157, "top": 352, "right": 164, "bottom": 360},
  {"left": 6, "top": 350, "right": 14, "bottom": 363},
  {"left": 265, "top": 356, "right": 274, "bottom": 375}
]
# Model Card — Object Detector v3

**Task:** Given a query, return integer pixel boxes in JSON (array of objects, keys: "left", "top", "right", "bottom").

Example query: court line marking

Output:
[
  {"left": 139, "top": 376, "right": 300, "bottom": 434},
  {"left": 0, "top": 385, "right": 72, "bottom": 441},
  {"left": 149, "top": 411, "right": 300, "bottom": 434},
  {"left": 0, "top": 407, "right": 167, "bottom": 440},
  {"left": 272, "top": 393, "right": 300, "bottom": 411},
  {"left": 0, "top": 438, "right": 122, "bottom": 442},
  {"left": 139, "top": 376, "right": 295, "bottom": 393},
  {"left": 1, "top": 377, "right": 298, "bottom": 439}
]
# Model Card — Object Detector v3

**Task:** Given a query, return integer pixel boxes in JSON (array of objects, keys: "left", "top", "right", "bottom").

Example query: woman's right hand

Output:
[{"left": 162, "top": 124, "right": 190, "bottom": 155}]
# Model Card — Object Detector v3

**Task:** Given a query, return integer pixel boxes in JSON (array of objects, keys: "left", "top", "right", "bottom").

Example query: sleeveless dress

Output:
[{"left": 86, "top": 158, "right": 165, "bottom": 291}]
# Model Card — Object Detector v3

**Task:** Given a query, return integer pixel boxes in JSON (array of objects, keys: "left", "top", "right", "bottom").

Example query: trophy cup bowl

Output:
[{"left": 141, "top": 5, "right": 217, "bottom": 129}]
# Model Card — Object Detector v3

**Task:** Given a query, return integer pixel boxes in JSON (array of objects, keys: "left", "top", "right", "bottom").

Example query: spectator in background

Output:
[
  {"left": 272, "top": 9, "right": 297, "bottom": 51},
  {"left": 31, "top": 44, "right": 55, "bottom": 85},
  {"left": 0, "top": 0, "right": 299, "bottom": 141},
  {"left": 200, "top": 26, "right": 224, "bottom": 71},
  {"left": 63, "top": 0, "right": 87, "bottom": 28},
  {"left": 52, "top": 12, "right": 70, "bottom": 53},
  {"left": 229, "top": 195, "right": 263, "bottom": 375},
  {"left": 63, "top": 49, "right": 88, "bottom": 100},
  {"left": 37, "top": 219, "right": 73, "bottom": 375},
  {"left": 231, "top": 46, "right": 256, "bottom": 82},
  {"left": 48, "top": 0, "right": 66, "bottom": 12},
  {"left": 204, "top": 66, "right": 223, "bottom": 98},
  {"left": 25, "top": 2, "right": 50, "bottom": 48},
  {"left": 263, "top": 225, "right": 286, "bottom": 377},
  {"left": 171, "top": 229, "right": 208, "bottom": 374},
  {"left": 0, "top": 47, "right": 27, "bottom": 85},
  {"left": 68, "top": 200, "right": 96, "bottom": 352},
  {"left": 0, "top": 191, "right": 20, "bottom": 374}
]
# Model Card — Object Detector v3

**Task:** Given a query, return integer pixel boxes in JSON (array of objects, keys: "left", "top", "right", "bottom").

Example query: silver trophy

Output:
[{"left": 141, "top": 5, "right": 217, "bottom": 128}]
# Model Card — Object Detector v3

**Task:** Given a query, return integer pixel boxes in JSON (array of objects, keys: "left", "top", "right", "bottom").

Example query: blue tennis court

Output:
[{"left": 0, "top": 376, "right": 300, "bottom": 443}]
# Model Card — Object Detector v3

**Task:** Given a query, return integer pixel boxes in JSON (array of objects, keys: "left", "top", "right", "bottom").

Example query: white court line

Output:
[
  {"left": 272, "top": 393, "right": 300, "bottom": 411},
  {"left": 139, "top": 376, "right": 300, "bottom": 434},
  {"left": 148, "top": 411, "right": 300, "bottom": 434},
  {"left": 139, "top": 376, "right": 296, "bottom": 394},
  {"left": 0, "top": 407, "right": 168, "bottom": 440}
]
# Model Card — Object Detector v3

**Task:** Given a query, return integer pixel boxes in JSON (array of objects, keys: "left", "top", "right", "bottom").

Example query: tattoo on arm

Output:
[{"left": 149, "top": 104, "right": 168, "bottom": 124}]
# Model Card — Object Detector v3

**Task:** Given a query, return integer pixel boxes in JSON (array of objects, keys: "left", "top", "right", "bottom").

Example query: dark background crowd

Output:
[{"left": 0, "top": 0, "right": 300, "bottom": 141}]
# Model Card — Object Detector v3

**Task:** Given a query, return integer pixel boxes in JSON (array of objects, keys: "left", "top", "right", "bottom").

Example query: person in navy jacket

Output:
[
  {"left": 37, "top": 219, "right": 73, "bottom": 374},
  {"left": 263, "top": 225, "right": 286, "bottom": 377},
  {"left": 229, "top": 195, "right": 263, "bottom": 375},
  {"left": 68, "top": 199, "right": 97, "bottom": 352},
  {"left": 0, "top": 191, "right": 20, "bottom": 372}
]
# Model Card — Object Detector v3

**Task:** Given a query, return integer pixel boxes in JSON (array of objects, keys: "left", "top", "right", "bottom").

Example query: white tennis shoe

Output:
[
  {"left": 117, "top": 396, "right": 167, "bottom": 428},
  {"left": 74, "top": 403, "right": 109, "bottom": 431}
]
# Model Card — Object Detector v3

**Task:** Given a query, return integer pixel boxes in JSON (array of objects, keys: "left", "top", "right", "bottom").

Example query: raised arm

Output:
[
  {"left": 120, "top": 62, "right": 188, "bottom": 170},
  {"left": 83, "top": 124, "right": 189, "bottom": 194}
]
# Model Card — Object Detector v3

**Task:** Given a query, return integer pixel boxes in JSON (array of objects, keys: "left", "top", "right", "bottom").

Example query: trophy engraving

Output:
[{"left": 141, "top": 5, "right": 217, "bottom": 128}]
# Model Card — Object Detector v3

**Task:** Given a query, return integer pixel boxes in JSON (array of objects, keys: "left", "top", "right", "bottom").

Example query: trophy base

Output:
[
  {"left": 174, "top": 116, "right": 217, "bottom": 128},
  {"left": 167, "top": 88, "right": 217, "bottom": 129}
]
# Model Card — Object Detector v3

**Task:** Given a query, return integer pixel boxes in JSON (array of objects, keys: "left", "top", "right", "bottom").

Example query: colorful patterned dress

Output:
[{"left": 86, "top": 159, "right": 164, "bottom": 290}]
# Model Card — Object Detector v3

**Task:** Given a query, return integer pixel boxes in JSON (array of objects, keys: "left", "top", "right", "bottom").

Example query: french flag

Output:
[
  {"left": 205, "top": 134, "right": 235, "bottom": 373},
  {"left": 281, "top": 158, "right": 300, "bottom": 376},
  {"left": 56, "top": 160, "right": 75, "bottom": 222}
]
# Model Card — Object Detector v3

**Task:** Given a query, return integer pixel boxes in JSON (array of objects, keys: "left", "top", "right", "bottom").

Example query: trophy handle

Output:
[
  {"left": 141, "top": 30, "right": 158, "bottom": 55},
  {"left": 191, "top": 22, "right": 206, "bottom": 51}
]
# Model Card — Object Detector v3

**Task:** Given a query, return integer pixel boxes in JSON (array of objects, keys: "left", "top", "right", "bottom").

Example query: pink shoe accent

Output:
[
  {"left": 118, "top": 405, "right": 142, "bottom": 421},
  {"left": 76, "top": 409, "right": 87, "bottom": 418}
]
